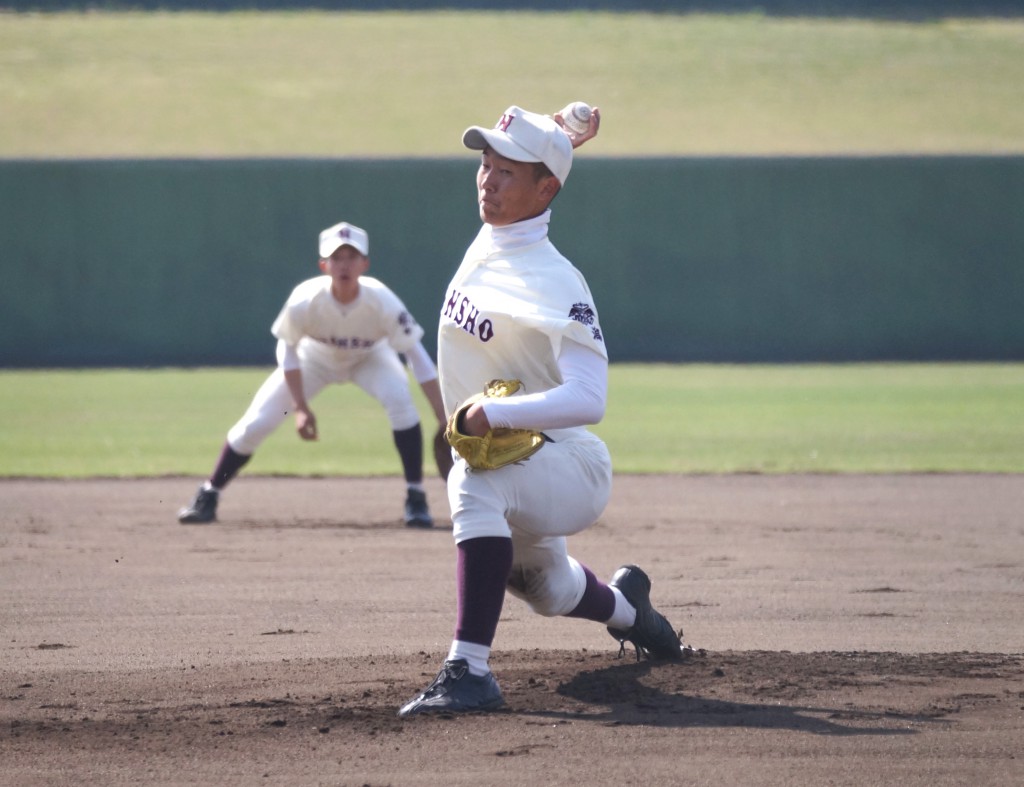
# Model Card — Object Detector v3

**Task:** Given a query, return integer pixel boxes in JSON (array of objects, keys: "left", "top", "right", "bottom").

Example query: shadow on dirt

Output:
[{"left": 534, "top": 658, "right": 937, "bottom": 736}]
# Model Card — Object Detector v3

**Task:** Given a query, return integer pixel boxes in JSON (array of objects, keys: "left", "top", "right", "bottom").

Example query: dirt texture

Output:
[{"left": 2, "top": 474, "right": 1023, "bottom": 786}]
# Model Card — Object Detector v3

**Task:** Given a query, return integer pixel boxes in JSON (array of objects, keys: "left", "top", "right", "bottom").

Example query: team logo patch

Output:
[
  {"left": 569, "top": 302, "right": 598, "bottom": 341},
  {"left": 569, "top": 303, "right": 603, "bottom": 343},
  {"left": 569, "top": 302, "right": 596, "bottom": 326}
]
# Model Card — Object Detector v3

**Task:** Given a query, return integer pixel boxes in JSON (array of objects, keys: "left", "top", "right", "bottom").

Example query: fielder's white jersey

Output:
[
  {"left": 272, "top": 275, "right": 424, "bottom": 363},
  {"left": 437, "top": 211, "right": 607, "bottom": 437}
]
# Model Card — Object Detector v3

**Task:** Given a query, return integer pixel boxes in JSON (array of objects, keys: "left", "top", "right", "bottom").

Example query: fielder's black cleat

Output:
[
  {"left": 398, "top": 659, "right": 505, "bottom": 717},
  {"left": 607, "top": 564, "right": 683, "bottom": 661},
  {"left": 177, "top": 485, "right": 219, "bottom": 524},
  {"left": 404, "top": 488, "right": 434, "bottom": 528}
]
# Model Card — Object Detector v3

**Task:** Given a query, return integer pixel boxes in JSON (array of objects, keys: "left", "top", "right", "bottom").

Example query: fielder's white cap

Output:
[
  {"left": 318, "top": 221, "right": 369, "bottom": 258},
  {"left": 463, "top": 105, "right": 573, "bottom": 185}
]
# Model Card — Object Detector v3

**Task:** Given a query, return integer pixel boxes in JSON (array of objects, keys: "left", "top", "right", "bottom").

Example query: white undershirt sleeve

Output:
[
  {"left": 276, "top": 339, "right": 301, "bottom": 371},
  {"left": 403, "top": 341, "right": 439, "bottom": 385},
  {"left": 482, "top": 340, "right": 607, "bottom": 430}
]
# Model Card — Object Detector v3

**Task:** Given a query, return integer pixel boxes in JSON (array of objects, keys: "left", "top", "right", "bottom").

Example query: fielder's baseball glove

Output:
[
  {"left": 445, "top": 379, "right": 545, "bottom": 471},
  {"left": 433, "top": 425, "right": 454, "bottom": 481}
]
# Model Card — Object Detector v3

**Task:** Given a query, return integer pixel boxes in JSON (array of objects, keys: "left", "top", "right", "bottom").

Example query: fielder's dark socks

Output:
[
  {"left": 454, "top": 536, "right": 514, "bottom": 647},
  {"left": 565, "top": 563, "right": 616, "bottom": 622},
  {"left": 210, "top": 443, "right": 251, "bottom": 489},
  {"left": 392, "top": 424, "right": 424, "bottom": 484}
]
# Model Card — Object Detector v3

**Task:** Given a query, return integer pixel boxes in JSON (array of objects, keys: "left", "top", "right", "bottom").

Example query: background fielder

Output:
[{"left": 177, "top": 221, "right": 446, "bottom": 528}]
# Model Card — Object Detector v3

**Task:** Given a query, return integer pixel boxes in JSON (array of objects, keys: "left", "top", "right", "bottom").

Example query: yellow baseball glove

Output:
[{"left": 445, "top": 379, "right": 545, "bottom": 470}]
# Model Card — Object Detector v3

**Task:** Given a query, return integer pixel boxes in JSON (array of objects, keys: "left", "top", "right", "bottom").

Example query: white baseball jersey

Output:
[
  {"left": 437, "top": 211, "right": 607, "bottom": 441},
  {"left": 272, "top": 274, "right": 424, "bottom": 363}
]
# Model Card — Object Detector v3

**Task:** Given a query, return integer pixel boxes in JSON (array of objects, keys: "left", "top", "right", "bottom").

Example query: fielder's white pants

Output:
[
  {"left": 448, "top": 432, "right": 613, "bottom": 617},
  {"left": 227, "top": 343, "right": 420, "bottom": 455}
]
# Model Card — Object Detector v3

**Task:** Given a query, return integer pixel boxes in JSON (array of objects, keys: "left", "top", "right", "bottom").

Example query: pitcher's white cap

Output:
[
  {"left": 463, "top": 105, "right": 573, "bottom": 185},
  {"left": 319, "top": 221, "right": 369, "bottom": 258}
]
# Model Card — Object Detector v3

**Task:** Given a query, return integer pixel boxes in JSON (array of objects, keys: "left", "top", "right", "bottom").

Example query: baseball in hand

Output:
[{"left": 558, "top": 102, "right": 593, "bottom": 136}]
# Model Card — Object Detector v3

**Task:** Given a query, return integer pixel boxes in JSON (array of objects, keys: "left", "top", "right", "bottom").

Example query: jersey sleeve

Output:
[
  {"left": 482, "top": 338, "right": 606, "bottom": 430},
  {"left": 270, "top": 285, "right": 311, "bottom": 346},
  {"left": 368, "top": 280, "right": 425, "bottom": 354},
  {"left": 512, "top": 266, "right": 608, "bottom": 361},
  {"left": 404, "top": 340, "right": 439, "bottom": 384}
]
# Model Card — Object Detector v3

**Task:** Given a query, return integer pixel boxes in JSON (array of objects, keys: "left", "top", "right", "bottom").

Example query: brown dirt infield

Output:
[{"left": 2, "top": 474, "right": 1022, "bottom": 786}]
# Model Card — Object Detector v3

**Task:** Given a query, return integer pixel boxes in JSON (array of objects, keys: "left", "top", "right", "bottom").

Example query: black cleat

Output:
[
  {"left": 404, "top": 488, "right": 433, "bottom": 528},
  {"left": 398, "top": 659, "right": 504, "bottom": 717},
  {"left": 177, "top": 485, "right": 219, "bottom": 524},
  {"left": 607, "top": 564, "right": 683, "bottom": 661}
]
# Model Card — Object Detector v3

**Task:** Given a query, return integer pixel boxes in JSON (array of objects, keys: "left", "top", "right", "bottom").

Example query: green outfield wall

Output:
[
  {"left": 1, "top": 156, "right": 1022, "bottom": 367},
  {"left": 8, "top": 2, "right": 1021, "bottom": 17}
]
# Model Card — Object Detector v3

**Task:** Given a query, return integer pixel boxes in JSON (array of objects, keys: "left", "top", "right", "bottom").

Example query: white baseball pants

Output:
[
  {"left": 448, "top": 433, "right": 613, "bottom": 617},
  {"left": 227, "top": 343, "right": 420, "bottom": 455}
]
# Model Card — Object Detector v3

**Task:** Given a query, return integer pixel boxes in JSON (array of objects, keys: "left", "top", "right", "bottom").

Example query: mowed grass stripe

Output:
[
  {"left": 0, "top": 364, "right": 1021, "bottom": 477},
  {"left": 2, "top": 12, "right": 1023, "bottom": 156}
]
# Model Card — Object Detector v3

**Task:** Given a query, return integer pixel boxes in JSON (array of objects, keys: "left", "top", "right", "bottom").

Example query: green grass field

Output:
[
  {"left": 2, "top": 11, "right": 1023, "bottom": 156},
  {"left": 2, "top": 12, "right": 1021, "bottom": 479},
  {"left": 2, "top": 364, "right": 1021, "bottom": 477}
]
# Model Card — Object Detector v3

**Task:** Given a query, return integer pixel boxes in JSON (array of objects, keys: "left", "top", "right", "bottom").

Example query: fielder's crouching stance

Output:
[
  {"left": 398, "top": 104, "right": 684, "bottom": 718},
  {"left": 177, "top": 221, "right": 446, "bottom": 529}
]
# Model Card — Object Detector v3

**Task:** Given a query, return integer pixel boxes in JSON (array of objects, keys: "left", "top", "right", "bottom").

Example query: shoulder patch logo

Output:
[{"left": 569, "top": 302, "right": 596, "bottom": 326}]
